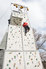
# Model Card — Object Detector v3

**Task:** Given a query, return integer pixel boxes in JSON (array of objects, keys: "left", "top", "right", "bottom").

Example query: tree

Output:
[{"left": 33, "top": 28, "right": 46, "bottom": 51}]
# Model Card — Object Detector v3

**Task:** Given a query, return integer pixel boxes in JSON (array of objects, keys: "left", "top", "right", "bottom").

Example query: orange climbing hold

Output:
[{"left": 20, "top": 6, "right": 23, "bottom": 9}]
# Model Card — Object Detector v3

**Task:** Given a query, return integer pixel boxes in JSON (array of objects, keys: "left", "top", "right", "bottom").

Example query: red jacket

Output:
[{"left": 23, "top": 22, "right": 28, "bottom": 27}]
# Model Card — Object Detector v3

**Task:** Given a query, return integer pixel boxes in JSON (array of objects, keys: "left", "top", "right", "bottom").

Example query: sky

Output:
[{"left": 0, "top": 0, "right": 46, "bottom": 43}]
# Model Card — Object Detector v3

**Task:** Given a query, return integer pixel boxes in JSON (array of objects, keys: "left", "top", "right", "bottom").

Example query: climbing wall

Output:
[{"left": 3, "top": 10, "right": 44, "bottom": 69}]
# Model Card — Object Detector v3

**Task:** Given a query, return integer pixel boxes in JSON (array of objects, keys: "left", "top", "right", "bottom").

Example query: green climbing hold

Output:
[
  {"left": 27, "top": 62, "right": 29, "bottom": 65},
  {"left": 7, "top": 64, "right": 9, "bottom": 66},
  {"left": 9, "top": 67, "right": 11, "bottom": 69},
  {"left": 9, "top": 60, "right": 11, "bottom": 62},
  {"left": 29, "top": 55, "right": 30, "bottom": 58},
  {"left": 14, "top": 56, "right": 16, "bottom": 59},
  {"left": 36, "top": 58, "right": 37, "bottom": 60}
]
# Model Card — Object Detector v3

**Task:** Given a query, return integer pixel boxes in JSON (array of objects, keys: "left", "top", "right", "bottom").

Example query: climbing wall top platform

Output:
[
  {"left": 11, "top": 3, "right": 29, "bottom": 11},
  {"left": 11, "top": 10, "right": 24, "bottom": 18}
]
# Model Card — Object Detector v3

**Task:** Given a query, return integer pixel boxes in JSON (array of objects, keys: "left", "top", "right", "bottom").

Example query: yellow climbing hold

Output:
[
  {"left": 27, "top": 8, "right": 29, "bottom": 11},
  {"left": 13, "top": 4, "right": 18, "bottom": 8},
  {"left": 20, "top": 6, "right": 23, "bottom": 9}
]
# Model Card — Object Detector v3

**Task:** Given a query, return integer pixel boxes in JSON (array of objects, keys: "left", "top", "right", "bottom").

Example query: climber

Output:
[
  {"left": 8, "top": 19, "right": 10, "bottom": 26},
  {"left": 23, "top": 22, "right": 30, "bottom": 35}
]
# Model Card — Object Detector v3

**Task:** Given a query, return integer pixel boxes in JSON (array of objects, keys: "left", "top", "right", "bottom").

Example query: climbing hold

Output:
[
  {"left": 27, "top": 62, "right": 29, "bottom": 65},
  {"left": 29, "top": 55, "right": 30, "bottom": 58},
  {"left": 9, "top": 52, "right": 12, "bottom": 54},
  {"left": 32, "top": 43, "right": 34, "bottom": 44},
  {"left": 7, "top": 64, "right": 9, "bottom": 66},
  {"left": 36, "top": 58, "right": 37, "bottom": 60},
  {"left": 9, "top": 60, "right": 11, "bottom": 62},
  {"left": 11, "top": 44, "right": 13, "bottom": 45},
  {"left": 16, "top": 67, "right": 18, "bottom": 69},
  {"left": 14, "top": 63, "right": 16, "bottom": 67},
  {"left": 10, "top": 27, "right": 12, "bottom": 28},
  {"left": 11, "top": 58, "right": 13, "bottom": 60},
  {"left": 30, "top": 52, "right": 31, "bottom": 54},
  {"left": 16, "top": 5, "right": 18, "bottom": 8},
  {"left": 20, "top": 56, "right": 22, "bottom": 58},
  {"left": 13, "top": 36, "right": 14, "bottom": 38},
  {"left": 20, "top": 6, "right": 23, "bottom": 9},
  {"left": 17, "top": 24, "right": 18, "bottom": 25},
  {"left": 9, "top": 67, "right": 11, "bottom": 69},
  {"left": 28, "top": 42, "right": 29, "bottom": 44},
  {"left": 19, "top": 59, "right": 21, "bottom": 61},
  {"left": 18, "top": 53, "right": 20, "bottom": 54},
  {"left": 19, "top": 31, "right": 20, "bottom": 32},
  {"left": 29, "top": 34, "right": 30, "bottom": 36},
  {"left": 32, "top": 61, "right": 33, "bottom": 63},
  {"left": 13, "top": 4, "right": 18, "bottom": 8},
  {"left": 35, "top": 65, "right": 36, "bottom": 67},
  {"left": 27, "top": 8, "right": 29, "bottom": 11},
  {"left": 31, "top": 58, "right": 33, "bottom": 60},
  {"left": 14, "top": 56, "right": 16, "bottom": 59}
]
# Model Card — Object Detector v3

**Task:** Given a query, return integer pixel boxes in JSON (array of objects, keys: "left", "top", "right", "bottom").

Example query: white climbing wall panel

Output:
[
  {"left": 24, "top": 51, "right": 43, "bottom": 69},
  {"left": 3, "top": 52, "right": 24, "bottom": 69},
  {"left": 3, "top": 51, "right": 43, "bottom": 69},
  {"left": 22, "top": 27, "right": 36, "bottom": 51},
  {"left": 7, "top": 25, "right": 22, "bottom": 50},
  {"left": 22, "top": 13, "right": 36, "bottom": 51},
  {"left": 3, "top": 10, "right": 44, "bottom": 69}
]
